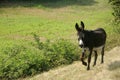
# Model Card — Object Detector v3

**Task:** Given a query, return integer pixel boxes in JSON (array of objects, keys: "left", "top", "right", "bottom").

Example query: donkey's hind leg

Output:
[
  {"left": 93, "top": 50, "right": 98, "bottom": 67},
  {"left": 101, "top": 46, "right": 105, "bottom": 64}
]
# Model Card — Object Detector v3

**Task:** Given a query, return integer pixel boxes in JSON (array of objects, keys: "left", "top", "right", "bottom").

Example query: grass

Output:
[
  {"left": 0, "top": 0, "right": 120, "bottom": 79},
  {"left": 0, "top": 0, "right": 119, "bottom": 50},
  {"left": 0, "top": 0, "right": 97, "bottom": 8}
]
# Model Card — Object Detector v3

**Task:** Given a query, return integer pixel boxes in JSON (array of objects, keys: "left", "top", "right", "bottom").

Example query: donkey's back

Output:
[
  {"left": 94, "top": 28, "right": 106, "bottom": 36},
  {"left": 91, "top": 28, "right": 107, "bottom": 48}
]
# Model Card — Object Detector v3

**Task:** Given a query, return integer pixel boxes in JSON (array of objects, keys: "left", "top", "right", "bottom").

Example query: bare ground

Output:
[{"left": 23, "top": 47, "right": 120, "bottom": 80}]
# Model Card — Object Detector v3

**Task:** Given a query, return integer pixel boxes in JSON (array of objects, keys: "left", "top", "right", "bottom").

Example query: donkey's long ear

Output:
[
  {"left": 75, "top": 23, "right": 80, "bottom": 31},
  {"left": 81, "top": 21, "right": 85, "bottom": 30}
]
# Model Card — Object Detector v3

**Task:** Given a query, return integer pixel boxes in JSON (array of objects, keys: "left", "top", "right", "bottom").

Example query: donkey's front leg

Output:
[
  {"left": 81, "top": 49, "right": 87, "bottom": 66},
  {"left": 87, "top": 49, "right": 93, "bottom": 70}
]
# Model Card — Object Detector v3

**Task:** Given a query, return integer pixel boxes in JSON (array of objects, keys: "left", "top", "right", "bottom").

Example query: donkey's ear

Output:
[
  {"left": 81, "top": 21, "right": 85, "bottom": 30},
  {"left": 75, "top": 23, "right": 80, "bottom": 31}
]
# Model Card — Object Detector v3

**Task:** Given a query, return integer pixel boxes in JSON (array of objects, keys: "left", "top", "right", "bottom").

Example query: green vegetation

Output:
[
  {"left": 0, "top": 35, "right": 80, "bottom": 79},
  {"left": 0, "top": 0, "right": 120, "bottom": 79},
  {"left": 109, "top": 0, "right": 120, "bottom": 24},
  {"left": 109, "top": 0, "right": 120, "bottom": 33}
]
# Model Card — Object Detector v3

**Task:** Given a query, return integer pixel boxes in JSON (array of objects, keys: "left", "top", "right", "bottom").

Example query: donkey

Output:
[{"left": 75, "top": 21, "right": 107, "bottom": 70}]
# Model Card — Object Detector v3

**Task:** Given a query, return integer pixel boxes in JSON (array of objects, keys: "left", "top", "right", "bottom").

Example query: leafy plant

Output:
[
  {"left": 0, "top": 34, "right": 80, "bottom": 79},
  {"left": 109, "top": 0, "right": 120, "bottom": 24}
]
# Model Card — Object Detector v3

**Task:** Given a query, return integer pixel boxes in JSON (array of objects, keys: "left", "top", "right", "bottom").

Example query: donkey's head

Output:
[{"left": 75, "top": 21, "right": 85, "bottom": 48}]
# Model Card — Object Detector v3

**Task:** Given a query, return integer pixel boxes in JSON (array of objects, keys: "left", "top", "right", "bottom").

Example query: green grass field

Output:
[
  {"left": 0, "top": 0, "right": 119, "bottom": 50},
  {"left": 0, "top": 0, "right": 119, "bottom": 48},
  {"left": 0, "top": 0, "right": 120, "bottom": 79}
]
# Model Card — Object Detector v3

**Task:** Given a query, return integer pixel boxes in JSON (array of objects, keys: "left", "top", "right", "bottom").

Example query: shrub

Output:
[
  {"left": 0, "top": 45, "right": 51, "bottom": 79},
  {"left": 0, "top": 34, "right": 80, "bottom": 79},
  {"left": 33, "top": 34, "right": 80, "bottom": 67},
  {"left": 109, "top": 0, "right": 120, "bottom": 24}
]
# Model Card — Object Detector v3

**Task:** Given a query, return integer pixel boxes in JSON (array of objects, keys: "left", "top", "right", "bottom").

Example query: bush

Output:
[
  {"left": 33, "top": 34, "right": 80, "bottom": 67},
  {"left": 109, "top": 0, "right": 120, "bottom": 24},
  {"left": 0, "top": 34, "right": 80, "bottom": 79}
]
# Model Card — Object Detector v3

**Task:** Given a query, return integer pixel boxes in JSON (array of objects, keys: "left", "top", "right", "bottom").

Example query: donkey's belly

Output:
[
  {"left": 83, "top": 45, "right": 104, "bottom": 51},
  {"left": 93, "top": 45, "right": 104, "bottom": 50}
]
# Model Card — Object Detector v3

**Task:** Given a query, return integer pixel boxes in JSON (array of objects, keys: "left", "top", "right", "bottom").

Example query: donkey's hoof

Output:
[
  {"left": 101, "top": 61, "right": 104, "bottom": 64},
  {"left": 87, "top": 67, "right": 90, "bottom": 70},
  {"left": 87, "top": 66, "right": 90, "bottom": 70},
  {"left": 82, "top": 62, "right": 87, "bottom": 66},
  {"left": 93, "top": 64, "right": 96, "bottom": 67}
]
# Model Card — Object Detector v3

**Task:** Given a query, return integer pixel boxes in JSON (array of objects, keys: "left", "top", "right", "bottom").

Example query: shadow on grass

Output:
[
  {"left": 108, "top": 60, "right": 120, "bottom": 71},
  {"left": 0, "top": 0, "right": 98, "bottom": 8}
]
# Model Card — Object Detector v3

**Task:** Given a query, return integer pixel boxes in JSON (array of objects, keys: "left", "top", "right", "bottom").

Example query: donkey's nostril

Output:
[{"left": 79, "top": 45, "right": 83, "bottom": 48}]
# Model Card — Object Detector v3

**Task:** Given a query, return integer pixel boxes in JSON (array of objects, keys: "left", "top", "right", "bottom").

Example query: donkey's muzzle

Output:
[{"left": 79, "top": 45, "right": 83, "bottom": 48}]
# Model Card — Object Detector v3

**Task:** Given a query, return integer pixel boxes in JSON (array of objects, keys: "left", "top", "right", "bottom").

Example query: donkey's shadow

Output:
[{"left": 108, "top": 60, "right": 120, "bottom": 71}]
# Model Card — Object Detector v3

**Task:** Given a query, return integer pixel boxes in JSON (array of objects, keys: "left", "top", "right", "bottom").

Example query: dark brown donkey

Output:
[{"left": 75, "top": 21, "right": 107, "bottom": 70}]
